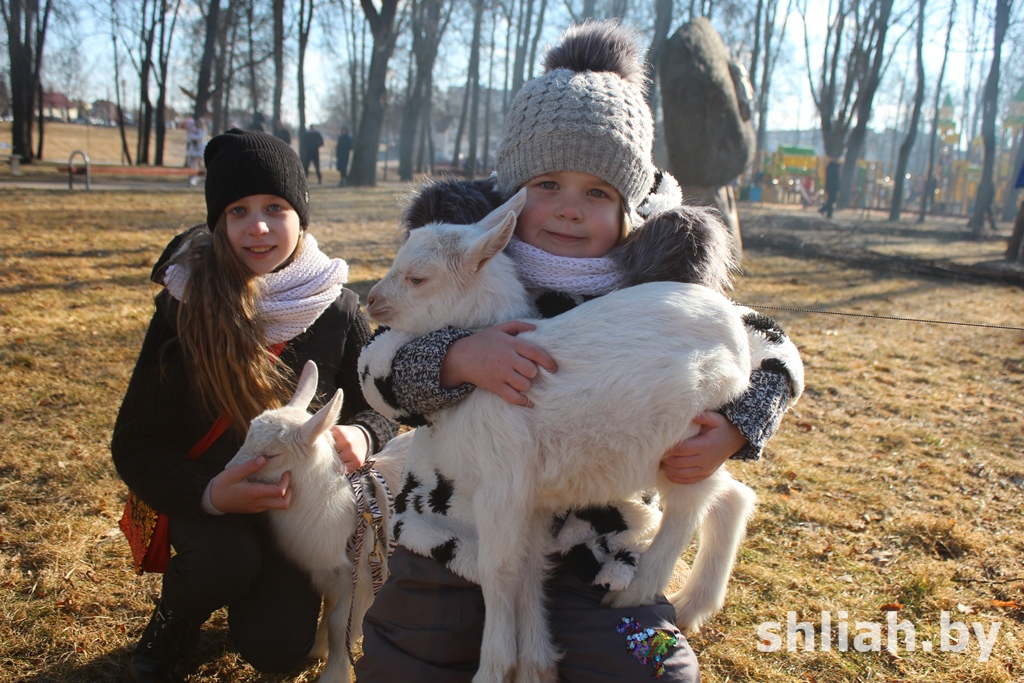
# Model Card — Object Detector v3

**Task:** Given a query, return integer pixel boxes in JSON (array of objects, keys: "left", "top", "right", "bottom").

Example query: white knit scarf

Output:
[
  {"left": 163, "top": 233, "right": 349, "bottom": 345},
  {"left": 504, "top": 236, "right": 621, "bottom": 297}
]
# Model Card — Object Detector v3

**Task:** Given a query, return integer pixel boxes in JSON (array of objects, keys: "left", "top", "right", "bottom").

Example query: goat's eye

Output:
[
  {"left": 263, "top": 453, "right": 280, "bottom": 459},
  {"left": 408, "top": 276, "right": 425, "bottom": 285}
]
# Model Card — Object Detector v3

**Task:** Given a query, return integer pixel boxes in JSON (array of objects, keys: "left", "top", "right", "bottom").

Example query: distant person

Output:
[
  {"left": 335, "top": 127, "right": 353, "bottom": 186},
  {"left": 301, "top": 125, "right": 324, "bottom": 185},
  {"left": 820, "top": 157, "right": 841, "bottom": 219},
  {"left": 249, "top": 112, "right": 266, "bottom": 132},
  {"left": 184, "top": 118, "right": 207, "bottom": 186},
  {"left": 273, "top": 119, "right": 291, "bottom": 146}
]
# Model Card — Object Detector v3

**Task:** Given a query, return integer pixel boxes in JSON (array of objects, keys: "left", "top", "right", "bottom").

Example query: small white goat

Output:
[
  {"left": 226, "top": 361, "right": 402, "bottom": 683},
  {"left": 362, "top": 190, "right": 758, "bottom": 683}
]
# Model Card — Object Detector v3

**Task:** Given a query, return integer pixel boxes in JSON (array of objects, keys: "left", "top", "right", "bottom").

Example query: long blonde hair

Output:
[{"left": 172, "top": 220, "right": 296, "bottom": 434}]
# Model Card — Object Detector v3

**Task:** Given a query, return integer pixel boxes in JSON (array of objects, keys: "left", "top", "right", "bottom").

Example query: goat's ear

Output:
[
  {"left": 288, "top": 360, "right": 319, "bottom": 411},
  {"left": 297, "top": 389, "right": 344, "bottom": 447},
  {"left": 468, "top": 189, "right": 524, "bottom": 273}
]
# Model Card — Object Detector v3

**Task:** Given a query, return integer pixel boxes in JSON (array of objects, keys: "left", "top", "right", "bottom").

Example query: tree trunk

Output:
[
  {"left": 510, "top": 0, "right": 534, "bottom": 100},
  {"left": 889, "top": 0, "right": 925, "bottom": 221},
  {"left": 272, "top": 0, "right": 284, "bottom": 127},
  {"left": 918, "top": 0, "right": 955, "bottom": 222},
  {"left": 297, "top": 0, "right": 315, "bottom": 147},
  {"left": 464, "top": 0, "right": 484, "bottom": 176},
  {"left": 399, "top": 0, "right": 447, "bottom": 181},
  {"left": 839, "top": 0, "right": 894, "bottom": 210},
  {"left": 968, "top": 0, "right": 1010, "bottom": 236},
  {"left": 349, "top": 0, "right": 401, "bottom": 187},
  {"left": 4, "top": 0, "right": 53, "bottom": 163},
  {"left": 154, "top": 0, "right": 181, "bottom": 166},
  {"left": 194, "top": 0, "right": 220, "bottom": 120}
]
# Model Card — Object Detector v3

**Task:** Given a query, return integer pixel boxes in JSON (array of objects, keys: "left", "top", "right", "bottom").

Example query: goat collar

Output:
[
  {"left": 504, "top": 236, "right": 620, "bottom": 297},
  {"left": 163, "top": 233, "right": 349, "bottom": 345}
]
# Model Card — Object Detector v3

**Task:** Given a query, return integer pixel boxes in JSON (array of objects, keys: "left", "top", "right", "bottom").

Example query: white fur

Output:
[
  {"left": 363, "top": 189, "right": 757, "bottom": 683},
  {"left": 226, "top": 362, "right": 402, "bottom": 683}
]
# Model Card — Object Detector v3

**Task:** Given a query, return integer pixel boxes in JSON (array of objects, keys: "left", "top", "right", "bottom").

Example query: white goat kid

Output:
[
  {"left": 363, "top": 190, "right": 757, "bottom": 683},
  {"left": 226, "top": 361, "right": 397, "bottom": 683}
]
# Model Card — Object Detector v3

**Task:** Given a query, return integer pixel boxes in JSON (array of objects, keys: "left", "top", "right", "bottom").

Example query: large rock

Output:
[
  {"left": 659, "top": 18, "right": 755, "bottom": 260},
  {"left": 660, "top": 18, "right": 755, "bottom": 186}
]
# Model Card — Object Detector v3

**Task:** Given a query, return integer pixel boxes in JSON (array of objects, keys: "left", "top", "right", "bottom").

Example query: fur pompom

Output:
[
  {"left": 613, "top": 206, "right": 737, "bottom": 294},
  {"left": 543, "top": 21, "right": 647, "bottom": 88},
  {"left": 401, "top": 175, "right": 507, "bottom": 236}
]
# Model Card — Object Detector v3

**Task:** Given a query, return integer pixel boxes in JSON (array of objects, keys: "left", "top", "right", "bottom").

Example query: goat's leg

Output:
[
  {"left": 511, "top": 510, "right": 560, "bottom": 683},
  {"left": 472, "top": 485, "right": 535, "bottom": 683},
  {"left": 309, "top": 593, "right": 333, "bottom": 660},
  {"left": 605, "top": 477, "right": 718, "bottom": 609},
  {"left": 318, "top": 573, "right": 354, "bottom": 683},
  {"left": 668, "top": 478, "right": 755, "bottom": 632}
]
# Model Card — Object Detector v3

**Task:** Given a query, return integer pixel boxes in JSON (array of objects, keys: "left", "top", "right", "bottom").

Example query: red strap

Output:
[{"left": 187, "top": 342, "right": 288, "bottom": 462}]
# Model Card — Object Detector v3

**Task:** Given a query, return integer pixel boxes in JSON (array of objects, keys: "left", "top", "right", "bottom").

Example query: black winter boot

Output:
[{"left": 126, "top": 602, "right": 204, "bottom": 683}]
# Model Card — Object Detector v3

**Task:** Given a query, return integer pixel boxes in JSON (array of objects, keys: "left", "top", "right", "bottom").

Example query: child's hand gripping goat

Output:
[
  {"left": 360, "top": 190, "right": 758, "bottom": 683},
  {"left": 226, "top": 360, "right": 400, "bottom": 683}
]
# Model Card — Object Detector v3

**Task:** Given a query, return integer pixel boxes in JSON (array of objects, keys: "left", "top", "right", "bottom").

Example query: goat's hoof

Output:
[{"left": 603, "top": 586, "right": 651, "bottom": 609}]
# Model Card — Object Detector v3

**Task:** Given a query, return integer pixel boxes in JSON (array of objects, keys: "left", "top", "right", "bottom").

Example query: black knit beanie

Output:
[{"left": 203, "top": 128, "right": 310, "bottom": 229}]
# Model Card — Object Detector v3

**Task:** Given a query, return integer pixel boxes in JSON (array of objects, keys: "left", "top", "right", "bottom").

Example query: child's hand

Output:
[
  {"left": 331, "top": 424, "right": 369, "bottom": 472},
  {"left": 440, "top": 321, "right": 558, "bottom": 406},
  {"left": 661, "top": 411, "right": 748, "bottom": 485},
  {"left": 209, "top": 457, "right": 292, "bottom": 513}
]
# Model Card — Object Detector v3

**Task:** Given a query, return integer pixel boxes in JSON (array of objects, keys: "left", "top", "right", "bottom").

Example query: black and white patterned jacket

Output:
[{"left": 359, "top": 176, "right": 804, "bottom": 588}]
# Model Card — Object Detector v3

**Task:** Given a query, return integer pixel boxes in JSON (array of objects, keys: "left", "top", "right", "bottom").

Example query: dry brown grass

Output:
[{"left": 1, "top": 183, "right": 1022, "bottom": 682}]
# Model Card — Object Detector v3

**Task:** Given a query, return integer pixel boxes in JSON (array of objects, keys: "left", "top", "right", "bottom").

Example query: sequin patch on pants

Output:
[{"left": 617, "top": 616, "right": 680, "bottom": 679}]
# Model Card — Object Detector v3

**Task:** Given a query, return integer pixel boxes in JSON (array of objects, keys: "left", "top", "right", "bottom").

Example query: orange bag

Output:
[{"left": 119, "top": 414, "right": 231, "bottom": 574}]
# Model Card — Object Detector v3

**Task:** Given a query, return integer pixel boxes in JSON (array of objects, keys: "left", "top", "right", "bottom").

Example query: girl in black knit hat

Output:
[{"left": 111, "top": 128, "right": 396, "bottom": 681}]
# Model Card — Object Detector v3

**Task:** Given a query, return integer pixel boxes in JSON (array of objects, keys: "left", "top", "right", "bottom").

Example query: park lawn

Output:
[{"left": 0, "top": 183, "right": 1021, "bottom": 682}]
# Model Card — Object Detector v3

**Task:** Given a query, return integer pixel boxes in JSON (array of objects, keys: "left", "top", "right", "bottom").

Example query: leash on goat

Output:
[
  {"left": 344, "top": 460, "right": 394, "bottom": 661},
  {"left": 749, "top": 305, "right": 1024, "bottom": 332}
]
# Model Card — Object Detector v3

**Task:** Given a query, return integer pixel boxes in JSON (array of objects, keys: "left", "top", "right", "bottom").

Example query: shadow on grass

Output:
[{"left": 11, "top": 627, "right": 313, "bottom": 683}]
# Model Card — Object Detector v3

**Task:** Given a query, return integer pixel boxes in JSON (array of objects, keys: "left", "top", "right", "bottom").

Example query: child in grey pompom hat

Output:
[{"left": 494, "top": 20, "right": 657, "bottom": 226}]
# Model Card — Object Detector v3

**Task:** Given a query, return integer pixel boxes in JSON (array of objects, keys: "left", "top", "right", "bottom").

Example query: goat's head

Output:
[
  {"left": 366, "top": 188, "right": 528, "bottom": 336},
  {"left": 226, "top": 360, "right": 343, "bottom": 483}
]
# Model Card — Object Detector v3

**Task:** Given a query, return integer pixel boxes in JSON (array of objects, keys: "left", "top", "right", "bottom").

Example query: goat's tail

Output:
[{"left": 669, "top": 479, "right": 756, "bottom": 632}]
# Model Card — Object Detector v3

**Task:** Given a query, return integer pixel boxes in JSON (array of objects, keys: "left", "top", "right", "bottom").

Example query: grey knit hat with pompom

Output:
[{"left": 494, "top": 21, "right": 655, "bottom": 217}]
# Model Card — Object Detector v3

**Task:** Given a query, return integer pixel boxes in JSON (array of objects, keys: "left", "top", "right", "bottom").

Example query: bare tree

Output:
[
  {"left": 349, "top": 0, "right": 402, "bottom": 186},
  {"left": 918, "top": 0, "right": 956, "bottom": 222},
  {"left": 889, "top": 0, "right": 925, "bottom": 221},
  {"left": 510, "top": 0, "right": 535, "bottom": 98},
  {"left": 398, "top": 0, "right": 450, "bottom": 181},
  {"left": 801, "top": 0, "right": 896, "bottom": 208},
  {"left": 154, "top": 0, "right": 182, "bottom": 165},
  {"left": 272, "top": 0, "right": 284, "bottom": 127},
  {"left": 296, "top": 0, "right": 314, "bottom": 151},
  {"left": 749, "top": 0, "right": 793, "bottom": 157},
  {"left": 194, "top": 0, "right": 221, "bottom": 120},
  {"left": 2, "top": 0, "right": 55, "bottom": 162},
  {"left": 968, "top": 0, "right": 1012, "bottom": 235}
]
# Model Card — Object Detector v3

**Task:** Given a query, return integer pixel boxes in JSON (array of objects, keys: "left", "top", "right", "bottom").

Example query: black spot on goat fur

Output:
[
  {"left": 742, "top": 311, "right": 787, "bottom": 344},
  {"left": 431, "top": 538, "right": 459, "bottom": 565},
  {"left": 613, "top": 206, "right": 736, "bottom": 293},
  {"left": 373, "top": 375, "right": 401, "bottom": 412},
  {"left": 613, "top": 549, "right": 638, "bottom": 567},
  {"left": 559, "top": 544, "right": 603, "bottom": 583},
  {"left": 402, "top": 176, "right": 506, "bottom": 235},
  {"left": 572, "top": 505, "right": 628, "bottom": 535},
  {"left": 429, "top": 472, "right": 455, "bottom": 515},
  {"left": 392, "top": 519, "right": 404, "bottom": 541},
  {"left": 394, "top": 472, "right": 420, "bottom": 515}
]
